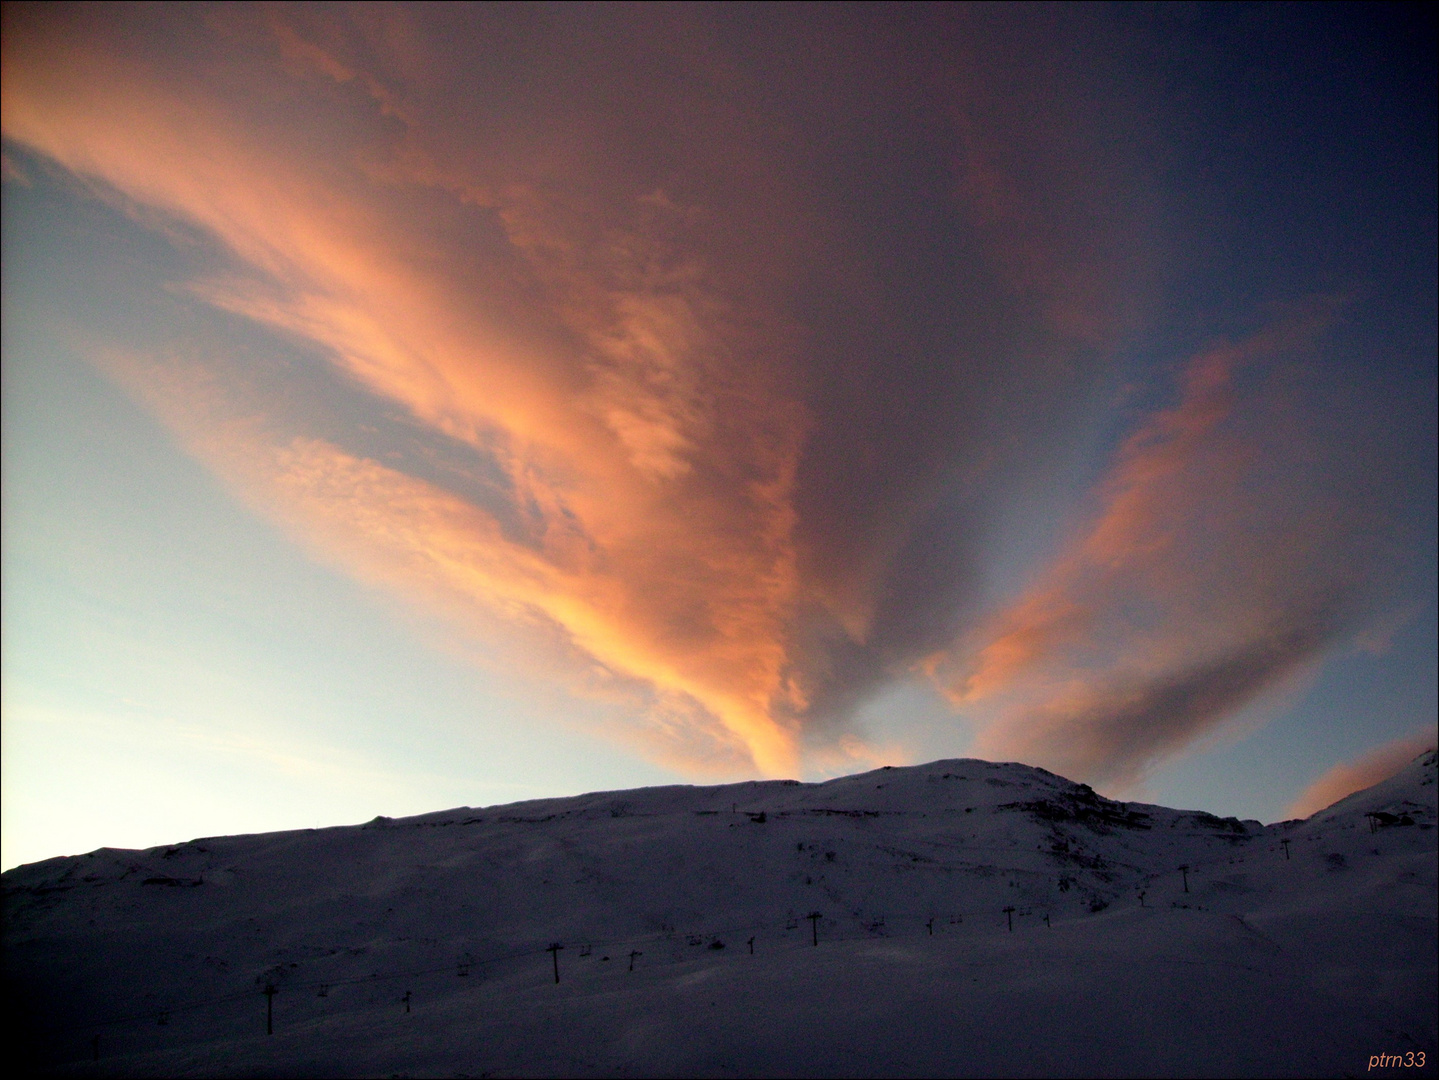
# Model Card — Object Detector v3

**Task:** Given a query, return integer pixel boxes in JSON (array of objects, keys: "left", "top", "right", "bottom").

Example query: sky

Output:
[{"left": 3, "top": 2, "right": 1435, "bottom": 870}]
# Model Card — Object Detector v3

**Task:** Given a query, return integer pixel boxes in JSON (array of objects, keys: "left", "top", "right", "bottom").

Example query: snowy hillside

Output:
[{"left": 4, "top": 752, "right": 1435, "bottom": 1078}]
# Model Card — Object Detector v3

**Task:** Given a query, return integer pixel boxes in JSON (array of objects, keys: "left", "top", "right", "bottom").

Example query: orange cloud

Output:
[
  {"left": 95, "top": 347, "right": 799, "bottom": 776},
  {"left": 1285, "top": 732, "right": 1437, "bottom": 820},
  {"left": 4, "top": 8, "right": 812, "bottom": 776},
  {"left": 0, "top": 5, "right": 1195, "bottom": 780},
  {"left": 928, "top": 308, "right": 1386, "bottom": 789}
]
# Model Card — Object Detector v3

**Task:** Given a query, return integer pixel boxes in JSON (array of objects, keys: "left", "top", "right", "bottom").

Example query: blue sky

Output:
[{"left": 3, "top": 3, "right": 1434, "bottom": 868}]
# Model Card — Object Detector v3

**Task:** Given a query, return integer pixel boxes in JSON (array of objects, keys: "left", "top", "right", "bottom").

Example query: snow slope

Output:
[{"left": 4, "top": 752, "right": 1435, "bottom": 1078}]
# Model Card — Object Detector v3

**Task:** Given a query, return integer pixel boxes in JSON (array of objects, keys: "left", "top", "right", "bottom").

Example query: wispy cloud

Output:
[
  {"left": 5, "top": 6, "right": 820, "bottom": 774},
  {"left": 3, "top": 5, "right": 1405, "bottom": 784},
  {"left": 927, "top": 308, "right": 1393, "bottom": 789},
  {"left": 1286, "top": 732, "right": 1438, "bottom": 819}
]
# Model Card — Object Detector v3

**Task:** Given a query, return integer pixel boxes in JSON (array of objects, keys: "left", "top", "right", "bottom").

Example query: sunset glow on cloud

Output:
[
  {"left": 3, "top": 4, "right": 1433, "bottom": 862},
  {"left": 933, "top": 309, "right": 1394, "bottom": 788},
  {"left": 1285, "top": 732, "right": 1437, "bottom": 820},
  {"left": 6, "top": 4, "right": 820, "bottom": 774}
]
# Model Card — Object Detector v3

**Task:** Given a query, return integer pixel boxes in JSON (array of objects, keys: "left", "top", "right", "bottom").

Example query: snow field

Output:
[{"left": 5, "top": 752, "right": 1434, "bottom": 1077}]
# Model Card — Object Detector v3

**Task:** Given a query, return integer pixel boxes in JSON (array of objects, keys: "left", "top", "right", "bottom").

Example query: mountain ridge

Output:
[{"left": 5, "top": 752, "right": 1435, "bottom": 1077}]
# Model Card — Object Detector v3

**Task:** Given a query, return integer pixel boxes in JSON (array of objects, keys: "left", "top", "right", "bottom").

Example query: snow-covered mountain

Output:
[{"left": 5, "top": 752, "right": 1435, "bottom": 1078}]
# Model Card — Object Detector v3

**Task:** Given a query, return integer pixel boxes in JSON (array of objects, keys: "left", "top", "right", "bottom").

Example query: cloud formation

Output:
[
  {"left": 1286, "top": 733, "right": 1438, "bottom": 820},
  {"left": 927, "top": 310, "right": 1395, "bottom": 790},
  {"left": 2, "top": 4, "right": 1409, "bottom": 783}
]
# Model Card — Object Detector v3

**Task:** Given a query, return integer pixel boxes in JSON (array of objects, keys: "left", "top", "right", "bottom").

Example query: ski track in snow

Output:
[{"left": 4, "top": 753, "right": 1435, "bottom": 1078}]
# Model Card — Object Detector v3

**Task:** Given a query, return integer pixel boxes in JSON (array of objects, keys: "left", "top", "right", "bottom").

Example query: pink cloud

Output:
[
  {"left": 1286, "top": 732, "right": 1437, "bottom": 820},
  {"left": 19, "top": 4, "right": 1385, "bottom": 791},
  {"left": 927, "top": 305, "right": 1390, "bottom": 790}
]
